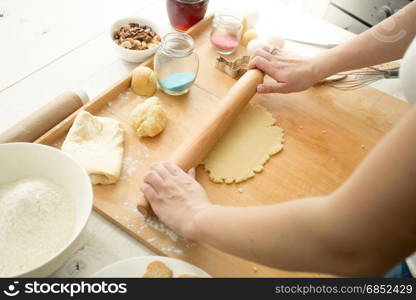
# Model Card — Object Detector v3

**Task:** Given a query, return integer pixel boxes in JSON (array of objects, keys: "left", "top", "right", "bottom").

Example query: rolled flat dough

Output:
[
  {"left": 61, "top": 111, "right": 124, "bottom": 185},
  {"left": 202, "top": 104, "right": 284, "bottom": 183}
]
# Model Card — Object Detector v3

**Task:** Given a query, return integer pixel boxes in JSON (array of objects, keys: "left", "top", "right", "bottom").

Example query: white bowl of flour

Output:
[{"left": 0, "top": 143, "right": 93, "bottom": 277}]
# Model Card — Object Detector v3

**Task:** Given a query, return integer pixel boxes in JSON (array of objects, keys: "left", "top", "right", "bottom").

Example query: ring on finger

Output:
[{"left": 268, "top": 47, "right": 278, "bottom": 55}]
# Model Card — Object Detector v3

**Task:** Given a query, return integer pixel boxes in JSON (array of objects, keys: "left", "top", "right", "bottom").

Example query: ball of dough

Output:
[
  {"left": 242, "top": 17, "right": 248, "bottom": 35},
  {"left": 247, "top": 38, "right": 268, "bottom": 56},
  {"left": 241, "top": 29, "right": 258, "bottom": 46},
  {"left": 264, "top": 33, "right": 285, "bottom": 49},
  {"left": 131, "top": 66, "right": 157, "bottom": 97},
  {"left": 242, "top": 10, "right": 259, "bottom": 33},
  {"left": 129, "top": 96, "right": 166, "bottom": 137}
]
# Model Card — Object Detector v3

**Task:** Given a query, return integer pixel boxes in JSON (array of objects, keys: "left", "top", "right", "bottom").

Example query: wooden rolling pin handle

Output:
[
  {"left": 137, "top": 69, "right": 265, "bottom": 216},
  {"left": 0, "top": 90, "right": 89, "bottom": 144}
]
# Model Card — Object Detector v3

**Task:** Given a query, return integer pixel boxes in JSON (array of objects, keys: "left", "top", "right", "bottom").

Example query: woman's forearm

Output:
[
  {"left": 248, "top": 2, "right": 415, "bottom": 94},
  {"left": 192, "top": 197, "right": 357, "bottom": 275},
  {"left": 313, "top": 1, "right": 416, "bottom": 79}
]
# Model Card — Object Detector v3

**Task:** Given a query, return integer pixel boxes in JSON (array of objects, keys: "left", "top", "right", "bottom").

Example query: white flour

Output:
[
  {"left": 144, "top": 216, "right": 180, "bottom": 242},
  {"left": 0, "top": 177, "right": 75, "bottom": 277},
  {"left": 120, "top": 157, "right": 141, "bottom": 180}
]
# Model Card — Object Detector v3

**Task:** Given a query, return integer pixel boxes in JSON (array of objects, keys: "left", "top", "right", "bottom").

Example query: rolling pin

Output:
[
  {"left": 0, "top": 91, "right": 89, "bottom": 143},
  {"left": 137, "top": 69, "right": 264, "bottom": 215}
]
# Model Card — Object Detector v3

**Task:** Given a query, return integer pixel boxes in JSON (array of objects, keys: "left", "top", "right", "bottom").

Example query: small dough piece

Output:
[
  {"left": 129, "top": 96, "right": 166, "bottom": 137},
  {"left": 202, "top": 104, "right": 284, "bottom": 183},
  {"left": 241, "top": 29, "right": 258, "bottom": 46},
  {"left": 131, "top": 66, "right": 157, "bottom": 97},
  {"left": 61, "top": 111, "right": 124, "bottom": 185},
  {"left": 247, "top": 38, "right": 268, "bottom": 56},
  {"left": 242, "top": 10, "right": 259, "bottom": 34},
  {"left": 264, "top": 33, "right": 285, "bottom": 49},
  {"left": 143, "top": 261, "right": 173, "bottom": 278}
]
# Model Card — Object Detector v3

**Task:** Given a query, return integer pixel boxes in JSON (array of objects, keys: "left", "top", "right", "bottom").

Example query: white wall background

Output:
[{"left": 280, "top": 0, "right": 330, "bottom": 18}]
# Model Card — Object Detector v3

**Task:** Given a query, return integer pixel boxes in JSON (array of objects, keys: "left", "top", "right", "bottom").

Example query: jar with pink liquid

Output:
[{"left": 210, "top": 9, "right": 243, "bottom": 55}]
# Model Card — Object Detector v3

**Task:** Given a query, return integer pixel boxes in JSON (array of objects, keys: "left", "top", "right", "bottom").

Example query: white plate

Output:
[{"left": 92, "top": 256, "right": 211, "bottom": 278}]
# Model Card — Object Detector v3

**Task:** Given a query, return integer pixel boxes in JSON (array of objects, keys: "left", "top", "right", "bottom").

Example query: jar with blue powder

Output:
[{"left": 154, "top": 32, "right": 199, "bottom": 96}]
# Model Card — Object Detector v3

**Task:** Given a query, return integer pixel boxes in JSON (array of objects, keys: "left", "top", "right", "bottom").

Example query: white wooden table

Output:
[{"left": 0, "top": 0, "right": 407, "bottom": 277}]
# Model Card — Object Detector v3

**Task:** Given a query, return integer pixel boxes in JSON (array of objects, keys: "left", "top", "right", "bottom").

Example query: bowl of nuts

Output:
[{"left": 110, "top": 17, "right": 163, "bottom": 63}]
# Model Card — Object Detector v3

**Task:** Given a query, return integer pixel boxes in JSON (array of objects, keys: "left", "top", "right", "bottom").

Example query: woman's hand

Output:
[
  {"left": 140, "top": 161, "right": 213, "bottom": 239},
  {"left": 248, "top": 47, "right": 325, "bottom": 94}
]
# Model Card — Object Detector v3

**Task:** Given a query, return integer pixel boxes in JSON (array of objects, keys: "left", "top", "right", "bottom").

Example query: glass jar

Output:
[
  {"left": 154, "top": 32, "right": 199, "bottom": 96},
  {"left": 166, "top": 0, "right": 209, "bottom": 31},
  {"left": 210, "top": 9, "right": 243, "bottom": 55}
]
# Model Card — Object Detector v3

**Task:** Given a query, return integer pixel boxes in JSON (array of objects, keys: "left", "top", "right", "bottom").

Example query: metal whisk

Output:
[{"left": 322, "top": 66, "right": 399, "bottom": 90}]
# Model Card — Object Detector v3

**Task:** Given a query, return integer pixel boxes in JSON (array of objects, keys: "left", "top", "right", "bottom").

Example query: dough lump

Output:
[
  {"left": 241, "top": 29, "right": 258, "bottom": 46},
  {"left": 202, "top": 104, "right": 284, "bottom": 183},
  {"left": 129, "top": 96, "right": 166, "bottom": 137},
  {"left": 61, "top": 111, "right": 124, "bottom": 185},
  {"left": 131, "top": 66, "right": 157, "bottom": 97}
]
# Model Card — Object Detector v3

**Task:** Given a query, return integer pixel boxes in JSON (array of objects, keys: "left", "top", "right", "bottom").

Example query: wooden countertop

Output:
[{"left": 0, "top": 0, "right": 409, "bottom": 277}]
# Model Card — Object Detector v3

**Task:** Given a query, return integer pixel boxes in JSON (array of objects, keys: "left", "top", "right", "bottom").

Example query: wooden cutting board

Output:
[{"left": 35, "top": 17, "right": 411, "bottom": 277}]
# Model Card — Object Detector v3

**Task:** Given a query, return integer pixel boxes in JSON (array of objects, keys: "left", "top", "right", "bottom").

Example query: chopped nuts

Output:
[
  {"left": 113, "top": 23, "right": 161, "bottom": 51},
  {"left": 120, "top": 40, "right": 133, "bottom": 49}
]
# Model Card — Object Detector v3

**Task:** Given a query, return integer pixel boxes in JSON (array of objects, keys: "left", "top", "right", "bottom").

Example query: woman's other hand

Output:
[{"left": 248, "top": 47, "right": 325, "bottom": 94}]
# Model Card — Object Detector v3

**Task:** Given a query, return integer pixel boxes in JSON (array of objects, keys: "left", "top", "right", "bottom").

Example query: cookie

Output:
[
  {"left": 178, "top": 274, "right": 199, "bottom": 278},
  {"left": 143, "top": 261, "right": 173, "bottom": 278}
]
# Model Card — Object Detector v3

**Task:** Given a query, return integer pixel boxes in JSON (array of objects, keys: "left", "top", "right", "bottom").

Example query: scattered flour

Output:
[
  {"left": 119, "top": 89, "right": 135, "bottom": 102},
  {"left": 161, "top": 246, "right": 184, "bottom": 256},
  {"left": 120, "top": 157, "right": 140, "bottom": 180},
  {"left": 137, "top": 216, "right": 196, "bottom": 255},
  {"left": 122, "top": 200, "right": 141, "bottom": 216},
  {"left": 0, "top": 177, "right": 75, "bottom": 276},
  {"left": 144, "top": 216, "right": 180, "bottom": 242},
  {"left": 146, "top": 237, "right": 156, "bottom": 243},
  {"left": 142, "top": 146, "right": 150, "bottom": 158}
]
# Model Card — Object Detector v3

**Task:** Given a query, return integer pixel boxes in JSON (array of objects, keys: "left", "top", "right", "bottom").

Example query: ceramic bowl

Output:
[
  {"left": 0, "top": 143, "right": 93, "bottom": 277},
  {"left": 110, "top": 17, "right": 164, "bottom": 63}
]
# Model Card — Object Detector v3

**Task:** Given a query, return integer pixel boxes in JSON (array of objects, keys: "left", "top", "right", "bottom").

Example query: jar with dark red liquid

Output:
[{"left": 167, "top": 0, "right": 209, "bottom": 31}]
